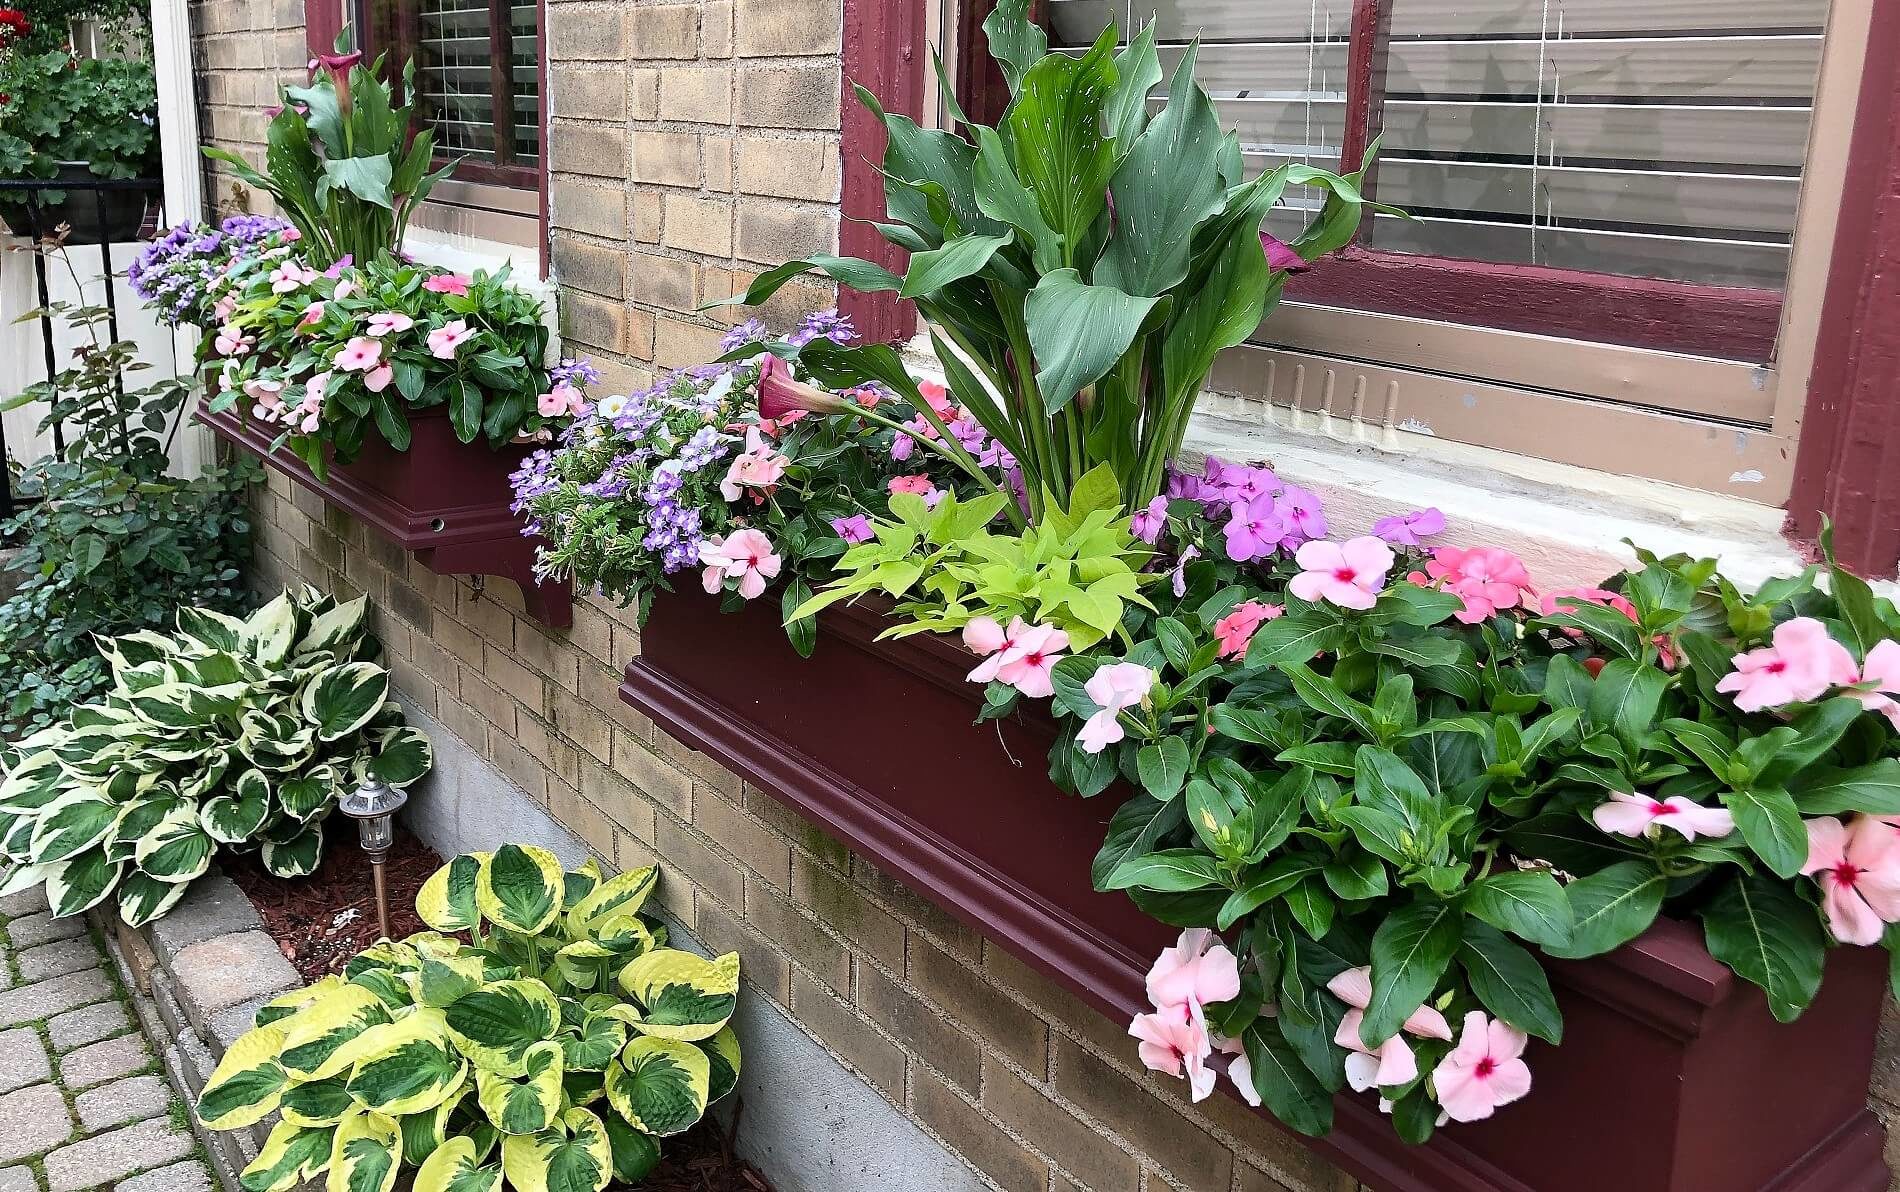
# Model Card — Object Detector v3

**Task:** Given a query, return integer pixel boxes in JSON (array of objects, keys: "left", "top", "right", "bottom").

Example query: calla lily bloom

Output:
[
  {"left": 1801, "top": 815, "right": 1900, "bottom": 945},
  {"left": 1592, "top": 792, "right": 1734, "bottom": 842},
  {"left": 1432, "top": 1012, "right": 1532, "bottom": 1123},
  {"left": 758, "top": 355, "right": 849, "bottom": 418}
]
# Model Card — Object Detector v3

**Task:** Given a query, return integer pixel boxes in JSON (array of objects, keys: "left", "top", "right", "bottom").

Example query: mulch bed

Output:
[{"left": 227, "top": 821, "right": 775, "bottom": 1191}]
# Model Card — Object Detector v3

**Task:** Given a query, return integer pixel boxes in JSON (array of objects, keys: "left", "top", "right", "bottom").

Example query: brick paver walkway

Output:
[{"left": 0, "top": 887, "right": 206, "bottom": 1191}]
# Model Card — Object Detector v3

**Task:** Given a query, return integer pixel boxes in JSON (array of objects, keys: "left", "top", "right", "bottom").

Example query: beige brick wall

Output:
[{"left": 189, "top": 3, "right": 1900, "bottom": 1190}]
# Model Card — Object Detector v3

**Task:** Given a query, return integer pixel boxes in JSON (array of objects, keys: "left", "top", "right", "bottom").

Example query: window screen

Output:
[{"left": 360, "top": 0, "right": 542, "bottom": 177}]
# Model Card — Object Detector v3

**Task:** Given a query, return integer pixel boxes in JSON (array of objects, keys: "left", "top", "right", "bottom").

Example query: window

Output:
[{"left": 1021, "top": 0, "right": 1871, "bottom": 500}]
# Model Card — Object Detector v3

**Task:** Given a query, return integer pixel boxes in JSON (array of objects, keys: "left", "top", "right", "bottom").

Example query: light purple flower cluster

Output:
[
  {"left": 787, "top": 309, "right": 855, "bottom": 349},
  {"left": 550, "top": 358, "right": 602, "bottom": 389},
  {"left": 1167, "top": 456, "right": 1328, "bottom": 563},
  {"left": 721, "top": 319, "right": 768, "bottom": 354},
  {"left": 128, "top": 216, "right": 291, "bottom": 326}
]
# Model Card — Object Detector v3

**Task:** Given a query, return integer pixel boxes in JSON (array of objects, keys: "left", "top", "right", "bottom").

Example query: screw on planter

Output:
[{"left": 337, "top": 774, "right": 408, "bottom": 939}]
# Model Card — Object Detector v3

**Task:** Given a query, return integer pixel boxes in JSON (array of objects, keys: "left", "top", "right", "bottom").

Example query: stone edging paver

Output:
[{"left": 0, "top": 880, "right": 209, "bottom": 1191}]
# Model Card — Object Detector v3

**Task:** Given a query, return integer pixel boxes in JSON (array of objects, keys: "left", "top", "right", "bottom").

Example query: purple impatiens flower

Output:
[
  {"left": 830, "top": 514, "right": 874, "bottom": 545},
  {"left": 1130, "top": 496, "right": 1168, "bottom": 544},
  {"left": 1372, "top": 507, "right": 1447, "bottom": 547}
]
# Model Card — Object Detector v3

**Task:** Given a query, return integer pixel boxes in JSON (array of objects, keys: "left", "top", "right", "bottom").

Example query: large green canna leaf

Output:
[
  {"left": 980, "top": 0, "right": 1048, "bottom": 94},
  {"left": 856, "top": 85, "right": 1002, "bottom": 244},
  {"left": 1023, "top": 270, "right": 1160, "bottom": 415},
  {"left": 705, "top": 255, "right": 902, "bottom": 311},
  {"left": 605, "top": 1038, "right": 711, "bottom": 1138},
  {"left": 900, "top": 233, "right": 1014, "bottom": 300},
  {"left": 500, "top": 1106, "right": 614, "bottom": 1192},
  {"left": 1004, "top": 30, "right": 1119, "bottom": 259},
  {"left": 1095, "top": 43, "right": 1228, "bottom": 298},
  {"left": 971, "top": 127, "right": 1062, "bottom": 275},
  {"left": 1104, "top": 25, "right": 1162, "bottom": 145}
]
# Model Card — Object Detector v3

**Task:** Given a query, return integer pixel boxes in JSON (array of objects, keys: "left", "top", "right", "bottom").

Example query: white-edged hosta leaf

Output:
[
  {"left": 245, "top": 592, "right": 301, "bottom": 667},
  {"left": 500, "top": 1106, "right": 613, "bottom": 1192},
  {"left": 343, "top": 1006, "right": 466, "bottom": 1117},
  {"left": 240, "top": 1119, "right": 337, "bottom": 1192},
  {"left": 297, "top": 594, "right": 369, "bottom": 658},
  {"left": 619, "top": 950, "right": 739, "bottom": 1042},
  {"left": 418, "top": 853, "right": 488, "bottom": 933},
  {"left": 278, "top": 768, "right": 338, "bottom": 822},
  {"left": 476, "top": 844, "right": 563, "bottom": 935},
  {"left": 413, "top": 1137, "right": 501, "bottom": 1192},
  {"left": 196, "top": 1023, "right": 290, "bottom": 1130},
  {"left": 177, "top": 606, "right": 249, "bottom": 652},
  {"left": 133, "top": 806, "right": 215, "bottom": 883},
  {"left": 29, "top": 795, "right": 118, "bottom": 863},
  {"left": 45, "top": 849, "right": 122, "bottom": 917},
  {"left": 300, "top": 663, "right": 391, "bottom": 742},
  {"left": 326, "top": 1108, "right": 401, "bottom": 1192},
  {"left": 117, "top": 872, "right": 191, "bottom": 927},
  {"left": 443, "top": 978, "right": 562, "bottom": 1077},
  {"left": 262, "top": 827, "right": 325, "bottom": 878},
  {"left": 202, "top": 769, "right": 272, "bottom": 844},
  {"left": 475, "top": 1040, "right": 564, "bottom": 1136},
  {"left": 605, "top": 1038, "right": 711, "bottom": 1137},
  {"left": 369, "top": 727, "right": 431, "bottom": 787},
  {"left": 109, "top": 794, "right": 189, "bottom": 864}
]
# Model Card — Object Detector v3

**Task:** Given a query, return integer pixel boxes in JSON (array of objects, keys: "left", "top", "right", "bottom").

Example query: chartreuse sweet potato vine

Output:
[
  {"left": 0, "top": 587, "right": 429, "bottom": 926},
  {"left": 713, "top": 0, "right": 1392, "bottom": 519},
  {"left": 196, "top": 846, "right": 742, "bottom": 1192}
]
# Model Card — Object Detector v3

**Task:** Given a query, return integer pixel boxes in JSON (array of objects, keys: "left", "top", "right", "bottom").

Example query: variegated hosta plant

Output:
[
  {"left": 0, "top": 586, "right": 431, "bottom": 925},
  {"left": 197, "top": 845, "right": 743, "bottom": 1192}
]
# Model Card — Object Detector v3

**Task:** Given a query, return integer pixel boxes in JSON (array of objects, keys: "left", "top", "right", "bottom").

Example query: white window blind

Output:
[
  {"left": 1048, "top": 0, "right": 1828, "bottom": 290},
  {"left": 414, "top": 0, "right": 540, "bottom": 169}
]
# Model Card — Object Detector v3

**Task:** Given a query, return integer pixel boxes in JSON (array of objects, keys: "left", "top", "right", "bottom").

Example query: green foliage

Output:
[
  {"left": 197, "top": 848, "right": 740, "bottom": 1192},
  {"left": 203, "top": 33, "right": 457, "bottom": 265},
  {"left": 0, "top": 50, "right": 158, "bottom": 215},
  {"left": 793, "top": 464, "right": 1154, "bottom": 651},
  {"left": 714, "top": 6, "right": 1388, "bottom": 518},
  {"left": 0, "top": 261, "right": 255, "bottom": 736},
  {"left": 0, "top": 587, "right": 431, "bottom": 924}
]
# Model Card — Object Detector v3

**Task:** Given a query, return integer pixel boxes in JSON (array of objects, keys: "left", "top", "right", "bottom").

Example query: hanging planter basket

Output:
[
  {"left": 198, "top": 402, "right": 572, "bottom": 627},
  {"left": 619, "top": 589, "right": 1890, "bottom": 1192}
]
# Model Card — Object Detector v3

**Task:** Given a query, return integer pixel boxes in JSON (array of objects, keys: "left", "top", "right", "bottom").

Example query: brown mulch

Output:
[
  {"left": 637, "top": 1114, "right": 772, "bottom": 1192},
  {"left": 227, "top": 821, "right": 440, "bottom": 981}
]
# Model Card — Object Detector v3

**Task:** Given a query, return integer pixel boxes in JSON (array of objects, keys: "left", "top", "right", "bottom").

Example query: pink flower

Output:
[
  {"left": 1850, "top": 640, "right": 1900, "bottom": 730},
  {"left": 535, "top": 383, "right": 585, "bottom": 419},
  {"left": 1410, "top": 546, "right": 1536, "bottom": 624},
  {"left": 1129, "top": 496, "right": 1168, "bottom": 544},
  {"left": 1213, "top": 601, "right": 1282, "bottom": 661},
  {"left": 1716, "top": 616, "right": 1859, "bottom": 713},
  {"left": 331, "top": 336, "right": 382, "bottom": 372},
  {"left": 720, "top": 428, "right": 789, "bottom": 502},
  {"left": 1146, "top": 929, "right": 1241, "bottom": 1024},
  {"left": 211, "top": 295, "right": 236, "bottom": 322},
  {"left": 916, "top": 379, "right": 955, "bottom": 418},
  {"left": 963, "top": 616, "right": 1010, "bottom": 657},
  {"left": 1591, "top": 792, "right": 1734, "bottom": 842},
  {"left": 212, "top": 324, "right": 252, "bottom": 356},
  {"left": 1326, "top": 966, "right": 1452, "bottom": 1094},
  {"left": 244, "top": 377, "right": 285, "bottom": 419},
  {"left": 1801, "top": 816, "right": 1900, "bottom": 945},
  {"left": 269, "top": 262, "right": 316, "bottom": 294},
  {"left": 1371, "top": 507, "right": 1446, "bottom": 547},
  {"left": 1262, "top": 232, "right": 1310, "bottom": 273},
  {"left": 427, "top": 320, "right": 474, "bottom": 360},
  {"left": 830, "top": 514, "right": 874, "bottom": 545},
  {"left": 1077, "top": 663, "right": 1155, "bottom": 753},
  {"left": 1432, "top": 1012, "right": 1532, "bottom": 1123},
  {"left": 888, "top": 474, "right": 934, "bottom": 496},
  {"left": 366, "top": 311, "right": 414, "bottom": 336},
  {"left": 1222, "top": 494, "right": 1285, "bottom": 563},
  {"left": 296, "top": 302, "right": 326, "bottom": 332},
  {"left": 1289, "top": 537, "right": 1394, "bottom": 611},
  {"left": 294, "top": 371, "right": 331, "bottom": 434},
  {"left": 1214, "top": 1032, "right": 1260, "bottom": 1107},
  {"left": 422, "top": 273, "right": 473, "bottom": 296},
  {"left": 332, "top": 278, "right": 357, "bottom": 299},
  {"left": 363, "top": 363, "right": 394, "bottom": 393},
  {"left": 1541, "top": 586, "right": 1638, "bottom": 624},
  {"left": 1129, "top": 1006, "right": 1215, "bottom": 1102},
  {"left": 758, "top": 356, "right": 849, "bottom": 419},
  {"left": 994, "top": 624, "right": 1068, "bottom": 699},
  {"left": 698, "top": 529, "right": 781, "bottom": 601}
]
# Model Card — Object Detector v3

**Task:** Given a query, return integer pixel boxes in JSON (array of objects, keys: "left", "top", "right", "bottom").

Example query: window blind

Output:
[
  {"left": 414, "top": 0, "right": 540, "bottom": 168},
  {"left": 1048, "top": 0, "right": 1827, "bottom": 289}
]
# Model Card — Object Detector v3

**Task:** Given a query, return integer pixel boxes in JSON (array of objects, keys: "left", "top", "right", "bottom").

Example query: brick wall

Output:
[{"left": 188, "top": 2, "right": 1900, "bottom": 1190}]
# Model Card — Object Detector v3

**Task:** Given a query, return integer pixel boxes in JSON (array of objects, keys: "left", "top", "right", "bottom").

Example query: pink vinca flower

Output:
[
  {"left": 428, "top": 320, "right": 474, "bottom": 360},
  {"left": 213, "top": 325, "right": 252, "bottom": 357},
  {"left": 422, "top": 273, "right": 473, "bottom": 296},
  {"left": 296, "top": 371, "right": 331, "bottom": 434},
  {"left": 536, "top": 383, "right": 586, "bottom": 419},
  {"left": 1214, "top": 1033, "right": 1260, "bottom": 1107},
  {"left": 1146, "top": 929, "right": 1242, "bottom": 1025},
  {"left": 244, "top": 377, "right": 285, "bottom": 420},
  {"left": 1432, "top": 1012, "right": 1532, "bottom": 1123},
  {"left": 719, "top": 428, "right": 789, "bottom": 502},
  {"left": 364, "top": 363, "right": 394, "bottom": 394},
  {"left": 698, "top": 529, "right": 782, "bottom": 601},
  {"left": 366, "top": 311, "right": 414, "bottom": 336},
  {"left": 888, "top": 474, "right": 935, "bottom": 496},
  {"left": 1213, "top": 601, "right": 1283, "bottom": 661},
  {"left": 1410, "top": 546, "right": 1536, "bottom": 624},
  {"left": 211, "top": 295, "right": 237, "bottom": 323},
  {"left": 1128, "top": 1005, "right": 1215, "bottom": 1101},
  {"left": 1851, "top": 640, "right": 1900, "bottom": 730},
  {"left": 1801, "top": 815, "right": 1900, "bottom": 945},
  {"left": 1592, "top": 792, "right": 1734, "bottom": 842},
  {"left": 1716, "top": 616, "right": 1859, "bottom": 713},
  {"left": 1077, "top": 663, "right": 1155, "bottom": 754},
  {"left": 296, "top": 301, "right": 326, "bottom": 331},
  {"left": 1326, "top": 966, "right": 1452, "bottom": 1093},
  {"left": 332, "top": 336, "right": 382, "bottom": 372},
  {"left": 1289, "top": 537, "right": 1394, "bottom": 611},
  {"left": 994, "top": 624, "right": 1068, "bottom": 699},
  {"left": 1371, "top": 507, "right": 1446, "bottom": 547}
]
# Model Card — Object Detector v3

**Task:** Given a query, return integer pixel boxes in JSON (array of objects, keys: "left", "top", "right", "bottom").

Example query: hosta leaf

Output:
[
  {"left": 605, "top": 1038, "right": 711, "bottom": 1137},
  {"left": 133, "top": 806, "right": 215, "bottom": 883},
  {"left": 397, "top": 1087, "right": 468, "bottom": 1165},
  {"left": 239, "top": 1119, "right": 336, "bottom": 1192},
  {"left": 262, "top": 827, "right": 325, "bottom": 878},
  {"left": 196, "top": 1023, "right": 290, "bottom": 1129},
  {"left": 500, "top": 1107, "right": 614, "bottom": 1192},
  {"left": 565, "top": 866, "right": 657, "bottom": 938},
  {"left": 618, "top": 950, "right": 740, "bottom": 1042},
  {"left": 475, "top": 1041, "right": 564, "bottom": 1136},
  {"left": 117, "top": 872, "right": 191, "bottom": 928},
  {"left": 601, "top": 1116, "right": 662, "bottom": 1185},
  {"left": 344, "top": 1006, "right": 467, "bottom": 1117},
  {"left": 29, "top": 795, "right": 118, "bottom": 863},
  {"left": 560, "top": 1014, "right": 629, "bottom": 1073},
  {"left": 201, "top": 769, "right": 272, "bottom": 844},
  {"left": 279, "top": 770, "right": 338, "bottom": 822},
  {"left": 327, "top": 1109, "right": 401, "bottom": 1192},
  {"left": 300, "top": 662, "right": 391, "bottom": 743},
  {"left": 476, "top": 844, "right": 564, "bottom": 935},
  {"left": 280, "top": 1077, "right": 357, "bottom": 1128},
  {"left": 444, "top": 979, "right": 563, "bottom": 1077},
  {"left": 699, "top": 1025, "right": 742, "bottom": 1105},
  {"left": 413, "top": 1137, "right": 501, "bottom": 1192},
  {"left": 279, "top": 983, "right": 395, "bottom": 1080},
  {"left": 369, "top": 727, "right": 432, "bottom": 787},
  {"left": 244, "top": 592, "right": 301, "bottom": 666},
  {"left": 45, "top": 849, "right": 122, "bottom": 917},
  {"left": 419, "top": 853, "right": 488, "bottom": 933}
]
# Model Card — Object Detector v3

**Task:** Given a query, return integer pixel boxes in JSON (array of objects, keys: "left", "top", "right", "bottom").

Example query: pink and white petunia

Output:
[
  {"left": 1801, "top": 815, "right": 1900, "bottom": 945},
  {"left": 1591, "top": 792, "right": 1735, "bottom": 842},
  {"left": 1716, "top": 616, "right": 1860, "bottom": 712},
  {"left": 1431, "top": 1012, "right": 1532, "bottom": 1123},
  {"left": 1077, "top": 663, "right": 1156, "bottom": 754},
  {"left": 331, "top": 336, "right": 382, "bottom": 372},
  {"left": 698, "top": 529, "right": 782, "bottom": 601},
  {"left": 1288, "top": 537, "right": 1394, "bottom": 611},
  {"left": 365, "top": 311, "right": 414, "bottom": 336},
  {"left": 1146, "top": 929, "right": 1242, "bottom": 1025},
  {"left": 427, "top": 319, "right": 475, "bottom": 360}
]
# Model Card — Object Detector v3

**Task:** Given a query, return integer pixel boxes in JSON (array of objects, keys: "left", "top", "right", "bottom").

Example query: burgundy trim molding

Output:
[
  {"left": 623, "top": 591, "right": 1888, "bottom": 1192},
  {"left": 837, "top": 0, "right": 927, "bottom": 345},
  {"left": 1787, "top": 0, "right": 1900, "bottom": 577},
  {"left": 198, "top": 403, "right": 573, "bottom": 627}
]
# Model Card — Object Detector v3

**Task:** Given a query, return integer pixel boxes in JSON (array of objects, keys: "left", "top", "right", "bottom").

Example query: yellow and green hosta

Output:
[{"left": 198, "top": 845, "right": 742, "bottom": 1192}]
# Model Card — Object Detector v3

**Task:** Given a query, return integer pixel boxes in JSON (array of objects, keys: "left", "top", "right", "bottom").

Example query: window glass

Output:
[{"left": 359, "top": 0, "right": 541, "bottom": 175}]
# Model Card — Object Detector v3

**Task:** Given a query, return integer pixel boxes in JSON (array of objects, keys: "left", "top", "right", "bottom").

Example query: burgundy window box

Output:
[
  {"left": 621, "top": 591, "right": 1891, "bottom": 1192},
  {"left": 197, "top": 402, "right": 572, "bottom": 627}
]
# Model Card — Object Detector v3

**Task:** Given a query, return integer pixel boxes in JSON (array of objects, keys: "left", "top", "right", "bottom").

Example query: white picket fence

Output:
[{"left": 0, "top": 237, "right": 211, "bottom": 489}]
